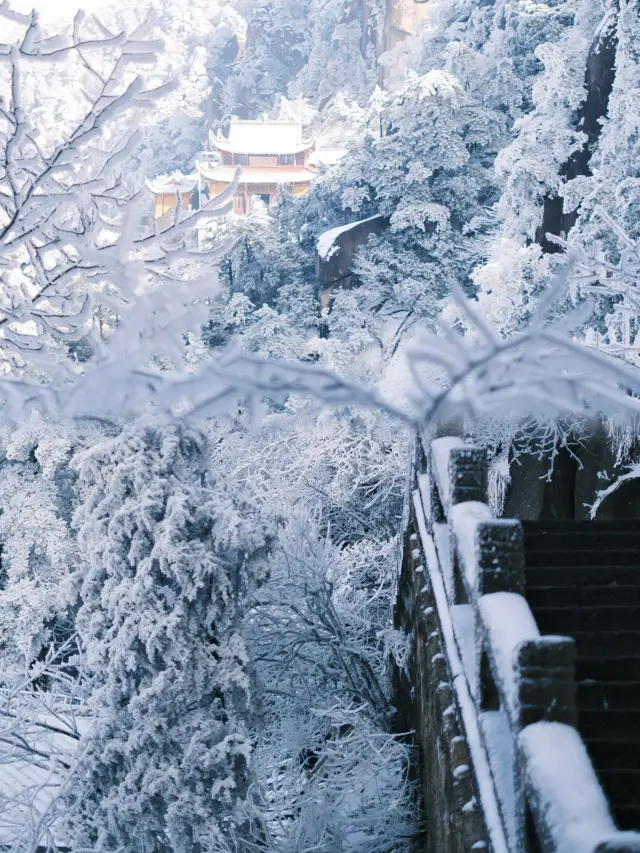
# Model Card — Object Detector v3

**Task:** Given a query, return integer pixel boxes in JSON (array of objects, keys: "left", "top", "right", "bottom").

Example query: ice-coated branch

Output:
[
  {"left": 0, "top": 3, "right": 152, "bottom": 60},
  {"left": 2, "top": 253, "right": 639, "bottom": 429},
  {"left": 553, "top": 208, "right": 640, "bottom": 363},
  {"left": 403, "top": 278, "right": 640, "bottom": 423},
  {"left": 0, "top": 628, "right": 88, "bottom": 848},
  {"left": 0, "top": 5, "right": 233, "bottom": 392},
  {"left": 98, "top": 273, "right": 640, "bottom": 430}
]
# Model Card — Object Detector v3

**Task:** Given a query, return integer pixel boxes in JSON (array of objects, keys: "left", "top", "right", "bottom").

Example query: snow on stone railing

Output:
[{"left": 412, "top": 435, "right": 640, "bottom": 853}]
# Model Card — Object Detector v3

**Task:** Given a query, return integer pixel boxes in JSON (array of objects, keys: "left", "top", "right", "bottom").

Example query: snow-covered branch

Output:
[
  {"left": 554, "top": 208, "right": 640, "bottom": 365},
  {"left": 0, "top": 5, "right": 232, "bottom": 391},
  {"left": 103, "top": 274, "right": 640, "bottom": 430}
]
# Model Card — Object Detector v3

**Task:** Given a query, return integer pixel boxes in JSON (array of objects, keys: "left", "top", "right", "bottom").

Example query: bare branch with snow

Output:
[{"left": 0, "top": 6, "right": 233, "bottom": 400}]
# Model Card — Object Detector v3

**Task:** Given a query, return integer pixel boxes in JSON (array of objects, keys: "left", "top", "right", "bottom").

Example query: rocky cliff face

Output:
[{"left": 536, "top": 5, "right": 620, "bottom": 252}]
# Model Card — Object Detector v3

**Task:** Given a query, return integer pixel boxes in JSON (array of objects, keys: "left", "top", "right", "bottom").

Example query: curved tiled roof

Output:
[
  {"left": 209, "top": 121, "right": 314, "bottom": 156},
  {"left": 145, "top": 172, "right": 197, "bottom": 194}
]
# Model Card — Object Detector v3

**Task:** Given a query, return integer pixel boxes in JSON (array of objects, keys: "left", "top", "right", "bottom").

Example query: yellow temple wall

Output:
[
  {"left": 208, "top": 182, "right": 229, "bottom": 198},
  {"left": 207, "top": 181, "right": 312, "bottom": 207},
  {"left": 154, "top": 191, "right": 192, "bottom": 219}
]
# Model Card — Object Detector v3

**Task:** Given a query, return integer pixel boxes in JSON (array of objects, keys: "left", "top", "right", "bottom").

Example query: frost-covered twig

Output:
[
  {"left": 588, "top": 461, "right": 640, "bottom": 518},
  {"left": 554, "top": 208, "right": 640, "bottom": 364},
  {"left": 244, "top": 515, "right": 416, "bottom": 853},
  {"left": 0, "top": 4, "right": 233, "bottom": 393},
  {"left": 0, "top": 635, "right": 88, "bottom": 851},
  {"left": 110, "top": 274, "right": 640, "bottom": 429}
]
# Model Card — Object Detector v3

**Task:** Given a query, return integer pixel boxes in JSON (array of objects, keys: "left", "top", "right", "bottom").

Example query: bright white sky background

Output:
[{"left": 12, "top": 0, "right": 112, "bottom": 19}]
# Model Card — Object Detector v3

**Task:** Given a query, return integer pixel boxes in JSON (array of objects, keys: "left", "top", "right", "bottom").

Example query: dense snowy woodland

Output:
[{"left": 0, "top": 0, "right": 640, "bottom": 849}]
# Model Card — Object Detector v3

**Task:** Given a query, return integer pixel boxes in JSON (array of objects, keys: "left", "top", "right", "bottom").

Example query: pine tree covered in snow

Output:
[
  {"left": 64, "top": 419, "right": 277, "bottom": 853},
  {"left": 221, "top": 0, "right": 381, "bottom": 119},
  {"left": 0, "top": 416, "right": 99, "bottom": 682},
  {"left": 472, "top": 0, "right": 617, "bottom": 336},
  {"left": 273, "top": 65, "right": 505, "bottom": 327},
  {"left": 221, "top": 0, "right": 312, "bottom": 119},
  {"left": 96, "top": 0, "right": 248, "bottom": 174}
]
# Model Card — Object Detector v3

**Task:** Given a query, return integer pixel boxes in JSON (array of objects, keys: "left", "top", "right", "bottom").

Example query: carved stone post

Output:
[
  {"left": 447, "top": 447, "right": 488, "bottom": 610},
  {"left": 515, "top": 637, "right": 578, "bottom": 729},
  {"left": 429, "top": 466, "right": 446, "bottom": 524},
  {"left": 476, "top": 520, "right": 525, "bottom": 596},
  {"left": 448, "top": 446, "right": 488, "bottom": 506},
  {"left": 509, "top": 637, "right": 576, "bottom": 853}
]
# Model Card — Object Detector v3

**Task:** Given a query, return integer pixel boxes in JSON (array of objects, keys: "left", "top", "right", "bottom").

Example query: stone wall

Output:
[
  {"left": 316, "top": 215, "right": 388, "bottom": 287},
  {"left": 504, "top": 423, "right": 640, "bottom": 520},
  {"left": 390, "top": 518, "right": 489, "bottom": 852}
]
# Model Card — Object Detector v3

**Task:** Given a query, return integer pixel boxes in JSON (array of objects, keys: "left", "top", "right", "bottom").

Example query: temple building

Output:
[
  {"left": 197, "top": 120, "right": 317, "bottom": 215},
  {"left": 144, "top": 172, "right": 198, "bottom": 226}
]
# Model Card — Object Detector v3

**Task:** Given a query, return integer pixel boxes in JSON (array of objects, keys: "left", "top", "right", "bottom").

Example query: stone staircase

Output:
[
  {"left": 399, "top": 436, "right": 640, "bottom": 852},
  {"left": 523, "top": 519, "right": 640, "bottom": 833}
]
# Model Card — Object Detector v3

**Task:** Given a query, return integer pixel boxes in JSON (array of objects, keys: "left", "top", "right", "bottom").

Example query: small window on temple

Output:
[
  {"left": 295, "top": 152, "right": 305, "bottom": 165},
  {"left": 222, "top": 152, "right": 233, "bottom": 166},
  {"left": 234, "top": 154, "right": 248, "bottom": 166},
  {"left": 279, "top": 154, "right": 293, "bottom": 166}
]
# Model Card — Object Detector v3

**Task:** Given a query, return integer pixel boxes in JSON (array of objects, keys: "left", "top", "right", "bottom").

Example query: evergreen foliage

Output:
[{"left": 65, "top": 420, "right": 276, "bottom": 853}]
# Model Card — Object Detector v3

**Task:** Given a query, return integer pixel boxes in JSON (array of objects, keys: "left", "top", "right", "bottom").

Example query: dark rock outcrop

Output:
[
  {"left": 315, "top": 214, "right": 389, "bottom": 300},
  {"left": 536, "top": 6, "right": 619, "bottom": 251}
]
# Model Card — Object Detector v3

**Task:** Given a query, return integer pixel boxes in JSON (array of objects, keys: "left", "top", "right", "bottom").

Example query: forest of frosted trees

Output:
[{"left": 1, "top": 0, "right": 640, "bottom": 850}]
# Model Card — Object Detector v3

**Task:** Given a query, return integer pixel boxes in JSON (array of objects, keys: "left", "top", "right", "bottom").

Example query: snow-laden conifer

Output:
[{"left": 65, "top": 418, "right": 276, "bottom": 853}]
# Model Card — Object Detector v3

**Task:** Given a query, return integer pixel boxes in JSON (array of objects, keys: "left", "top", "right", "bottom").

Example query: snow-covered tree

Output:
[
  {"left": 0, "top": 3, "right": 233, "bottom": 419},
  {"left": 0, "top": 417, "right": 78, "bottom": 670},
  {"left": 289, "top": 0, "right": 383, "bottom": 110},
  {"left": 243, "top": 510, "right": 415, "bottom": 853},
  {"left": 0, "top": 414, "right": 102, "bottom": 851},
  {"left": 221, "top": 0, "right": 380, "bottom": 119},
  {"left": 212, "top": 199, "right": 314, "bottom": 312},
  {"left": 221, "top": 0, "right": 312, "bottom": 119},
  {"left": 472, "top": 0, "right": 614, "bottom": 334},
  {"left": 64, "top": 418, "right": 277, "bottom": 853},
  {"left": 278, "top": 64, "right": 507, "bottom": 328},
  {"left": 106, "top": 0, "right": 249, "bottom": 175}
]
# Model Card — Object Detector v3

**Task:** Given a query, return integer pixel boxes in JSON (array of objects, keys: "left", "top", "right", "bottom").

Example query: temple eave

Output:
[
  {"left": 209, "top": 138, "right": 314, "bottom": 156},
  {"left": 198, "top": 165, "right": 316, "bottom": 184}
]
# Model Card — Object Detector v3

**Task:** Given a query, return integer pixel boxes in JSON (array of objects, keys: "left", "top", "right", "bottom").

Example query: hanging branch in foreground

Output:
[
  {"left": 86, "top": 274, "right": 640, "bottom": 428},
  {"left": 0, "top": 253, "right": 638, "bottom": 429}
]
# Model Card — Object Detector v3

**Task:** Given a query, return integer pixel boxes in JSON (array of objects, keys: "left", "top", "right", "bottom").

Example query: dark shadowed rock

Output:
[
  {"left": 315, "top": 214, "right": 389, "bottom": 299},
  {"left": 536, "top": 5, "right": 619, "bottom": 252}
]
